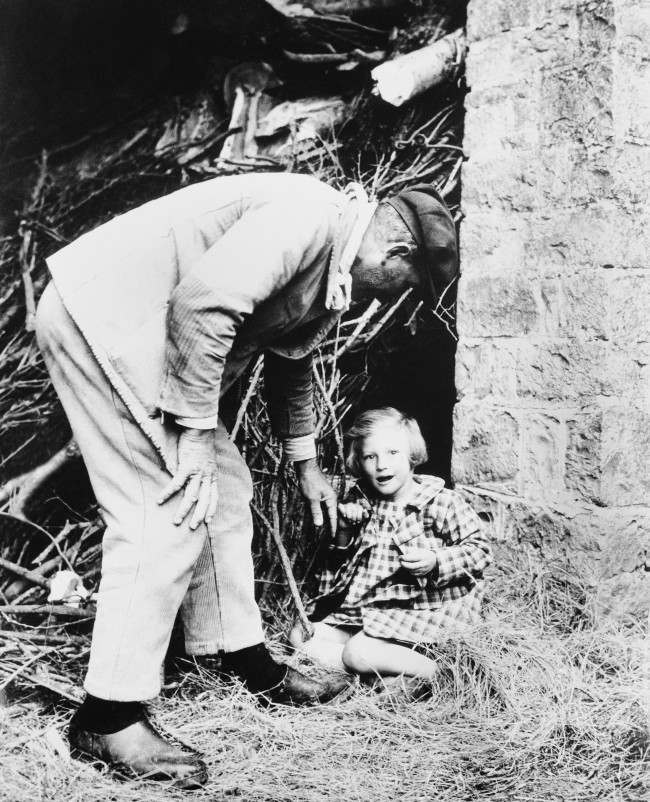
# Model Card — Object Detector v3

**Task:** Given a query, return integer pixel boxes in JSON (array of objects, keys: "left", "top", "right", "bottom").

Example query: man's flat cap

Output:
[{"left": 384, "top": 184, "right": 458, "bottom": 300}]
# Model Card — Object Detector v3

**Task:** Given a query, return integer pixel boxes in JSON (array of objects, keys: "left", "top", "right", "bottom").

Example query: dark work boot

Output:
[
  {"left": 68, "top": 701, "right": 207, "bottom": 789},
  {"left": 219, "top": 643, "right": 350, "bottom": 705}
]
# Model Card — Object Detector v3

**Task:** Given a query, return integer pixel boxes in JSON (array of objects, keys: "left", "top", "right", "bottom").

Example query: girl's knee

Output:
[{"left": 341, "top": 634, "right": 371, "bottom": 673}]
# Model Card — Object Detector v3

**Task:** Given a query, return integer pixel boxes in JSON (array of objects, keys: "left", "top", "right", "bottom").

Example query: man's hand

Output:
[
  {"left": 338, "top": 501, "right": 371, "bottom": 525},
  {"left": 399, "top": 547, "right": 437, "bottom": 577},
  {"left": 294, "top": 458, "right": 337, "bottom": 534},
  {"left": 158, "top": 428, "right": 219, "bottom": 530}
]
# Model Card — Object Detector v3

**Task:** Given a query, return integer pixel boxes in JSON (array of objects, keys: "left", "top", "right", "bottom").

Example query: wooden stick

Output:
[
  {"left": 18, "top": 151, "right": 48, "bottom": 331},
  {"left": 230, "top": 356, "right": 264, "bottom": 441},
  {"left": 371, "top": 29, "right": 466, "bottom": 108},
  {"left": 0, "top": 438, "right": 80, "bottom": 515},
  {"left": 0, "top": 645, "right": 58, "bottom": 691},
  {"left": 0, "top": 630, "right": 87, "bottom": 646},
  {"left": 0, "top": 604, "right": 94, "bottom": 619},
  {"left": 0, "top": 556, "right": 49, "bottom": 589},
  {"left": 260, "top": 489, "right": 314, "bottom": 639},
  {"left": 0, "top": 512, "right": 75, "bottom": 571}
]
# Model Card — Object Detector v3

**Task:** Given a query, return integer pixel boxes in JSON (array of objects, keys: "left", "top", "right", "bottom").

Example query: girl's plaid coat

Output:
[{"left": 311, "top": 475, "right": 492, "bottom": 645}]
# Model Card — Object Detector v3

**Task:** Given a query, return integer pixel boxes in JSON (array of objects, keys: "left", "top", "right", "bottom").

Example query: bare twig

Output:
[
  {"left": 258, "top": 486, "right": 314, "bottom": 639},
  {"left": 0, "top": 556, "right": 49, "bottom": 590},
  {"left": 18, "top": 151, "right": 48, "bottom": 331},
  {"left": 0, "top": 439, "right": 80, "bottom": 515},
  {"left": 0, "top": 513, "right": 75, "bottom": 571},
  {"left": 0, "top": 604, "right": 94, "bottom": 619},
  {"left": 230, "top": 356, "right": 264, "bottom": 442}
]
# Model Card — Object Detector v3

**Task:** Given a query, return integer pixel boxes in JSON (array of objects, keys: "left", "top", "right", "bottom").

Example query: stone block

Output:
[
  {"left": 466, "top": 31, "right": 537, "bottom": 90},
  {"left": 571, "top": 504, "right": 650, "bottom": 621},
  {"left": 462, "top": 148, "right": 538, "bottom": 213},
  {"left": 519, "top": 412, "right": 566, "bottom": 499},
  {"left": 613, "top": 58, "right": 650, "bottom": 145},
  {"left": 594, "top": 572, "right": 650, "bottom": 622},
  {"left": 604, "top": 343, "right": 650, "bottom": 409},
  {"left": 612, "top": 144, "right": 650, "bottom": 204},
  {"left": 455, "top": 338, "right": 519, "bottom": 402},
  {"left": 527, "top": 8, "right": 581, "bottom": 65},
  {"left": 608, "top": 274, "right": 650, "bottom": 344},
  {"left": 457, "top": 273, "right": 540, "bottom": 336},
  {"left": 464, "top": 86, "right": 541, "bottom": 153},
  {"left": 618, "top": 1, "right": 650, "bottom": 45},
  {"left": 467, "top": 0, "right": 532, "bottom": 41},
  {"left": 536, "top": 142, "right": 614, "bottom": 206},
  {"left": 539, "top": 60, "right": 614, "bottom": 148},
  {"left": 571, "top": 505, "right": 650, "bottom": 576},
  {"left": 452, "top": 402, "right": 520, "bottom": 485},
  {"left": 515, "top": 339, "right": 611, "bottom": 401},
  {"left": 459, "top": 209, "right": 529, "bottom": 275},
  {"left": 565, "top": 410, "right": 603, "bottom": 503},
  {"left": 601, "top": 407, "right": 650, "bottom": 505},
  {"left": 577, "top": 0, "right": 616, "bottom": 59},
  {"left": 528, "top": 201, "right": 649, "bottom": 272},
  {"left": 558, "top": 271, "right": 609, "bottom": 340}
]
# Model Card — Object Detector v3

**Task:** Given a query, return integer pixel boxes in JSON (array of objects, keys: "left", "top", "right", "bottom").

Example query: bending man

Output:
[{"left": 35, "top": 172, "right": 457, "bottom": 787}]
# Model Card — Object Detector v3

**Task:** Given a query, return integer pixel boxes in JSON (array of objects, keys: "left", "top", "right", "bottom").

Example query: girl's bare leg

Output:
[
  {"left": 289, "top": 622, "right": 354, "bottom": 672},
  {"left": 342, "top": 632, "right": 437, "bottom": 679}
]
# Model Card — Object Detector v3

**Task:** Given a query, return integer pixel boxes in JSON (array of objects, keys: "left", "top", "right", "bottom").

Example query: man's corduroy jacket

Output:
[{"left": 45, "top": 172, "right": 360, "bottom": 469}]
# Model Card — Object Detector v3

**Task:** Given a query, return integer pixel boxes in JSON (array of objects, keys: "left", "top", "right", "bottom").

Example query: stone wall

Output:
[{"left": 454, "top": 0, "right": 649, "bottom": 616}]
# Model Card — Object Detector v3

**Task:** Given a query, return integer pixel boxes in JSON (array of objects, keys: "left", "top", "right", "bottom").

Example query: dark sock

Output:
[
  {"left": 220, "top": 643, "right": 286, "bottom": 692},
  {"left": 75, "top": 694, "right": 145, "bottom": 734}
]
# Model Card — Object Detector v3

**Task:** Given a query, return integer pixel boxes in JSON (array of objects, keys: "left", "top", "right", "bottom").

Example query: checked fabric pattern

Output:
[{"left": 311, "top": 475, "right": 492, "bottom": 646}]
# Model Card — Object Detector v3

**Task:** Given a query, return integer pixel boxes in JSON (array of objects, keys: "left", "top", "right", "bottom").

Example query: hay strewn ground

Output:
[{"left": 1, "top": 535, "right": 646, "bottom": 802}]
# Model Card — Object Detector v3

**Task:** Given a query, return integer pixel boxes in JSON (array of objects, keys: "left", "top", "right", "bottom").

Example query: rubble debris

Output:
[
  {"left": 155, "top": 94, "right": 225, "bottom": 166},
  {"left": 218, "top": 62, "right": 346, "bottom": 169},
  {"left": 266, "top": 0, "right": 407, "bottom": 15},
  {"left": 282, "top": 47, "right": 385, "bottom": 64},
  {"left": 218, "top": 63, "right": 282, "bottom": 169},
  {"left": 371, "top": 28, "right": 466, "bottom": 107},
  {"left": 47, "top": 570, "right": 90, "bottom": 607},
  {"left": 256, "top": 96, "right": 347, "bottom": 163}
]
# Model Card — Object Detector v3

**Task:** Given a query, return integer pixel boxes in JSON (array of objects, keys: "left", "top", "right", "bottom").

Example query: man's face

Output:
[{"left": 351, "top": 248, "right": 422, "bottom": 302}]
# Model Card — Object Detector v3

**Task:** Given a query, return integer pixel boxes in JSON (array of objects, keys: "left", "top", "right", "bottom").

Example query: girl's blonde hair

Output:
[{"left": 345, "top": 407, "right": 428, "bottom": 476}]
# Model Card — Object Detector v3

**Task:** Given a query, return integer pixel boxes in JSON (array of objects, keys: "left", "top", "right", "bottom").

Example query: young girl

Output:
[{"left": 290, "top": 407, "right": 492, "bottom": 682}]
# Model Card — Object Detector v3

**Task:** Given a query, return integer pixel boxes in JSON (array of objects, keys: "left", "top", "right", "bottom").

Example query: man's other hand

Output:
[
  {"left": 338, "top": 501, "right": 370, "bottom": 525},
  {"left": 294, "top": 458, "right": 337, "bottom": 535},
  {"left": 158, "top": 428, "right": 218, "bottom": 530}
]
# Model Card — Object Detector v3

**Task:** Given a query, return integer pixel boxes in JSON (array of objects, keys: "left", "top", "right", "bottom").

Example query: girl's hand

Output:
[
  {"left": 399, "top": 547, "right": 437, "bottom": 577},
  {"left": 337, "top": 501, "right": 370, "bottom": 524}
]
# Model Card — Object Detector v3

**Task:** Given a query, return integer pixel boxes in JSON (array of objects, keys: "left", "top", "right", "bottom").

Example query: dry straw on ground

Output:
[{"left": 1, "top": 534, "right": 647, "bottom": 802}]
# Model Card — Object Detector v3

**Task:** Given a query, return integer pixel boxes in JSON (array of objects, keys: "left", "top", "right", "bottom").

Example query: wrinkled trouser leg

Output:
[
  {"left": 179, "top": 429, "right": 264, "bottom": 655},
  {"left": 35, "top": 283, "right": 264, "bottom": 700}
]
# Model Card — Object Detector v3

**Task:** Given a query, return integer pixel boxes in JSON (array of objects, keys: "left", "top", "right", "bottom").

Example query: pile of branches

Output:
[{"left": 0, "top": 4, "right": 464, "bottom": 700}]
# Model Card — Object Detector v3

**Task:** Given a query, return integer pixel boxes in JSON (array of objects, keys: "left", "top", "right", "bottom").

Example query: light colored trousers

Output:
[{"left": 35, "top": 284, "right": 264, "bottom": 701}]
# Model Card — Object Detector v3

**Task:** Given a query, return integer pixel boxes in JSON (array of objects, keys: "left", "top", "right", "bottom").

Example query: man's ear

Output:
[{"left": 385, "top": 241, "right": 414, "bottom": 259}]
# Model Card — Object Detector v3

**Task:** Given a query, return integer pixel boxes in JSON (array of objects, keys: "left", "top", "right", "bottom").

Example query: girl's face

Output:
[{"left": 357, "top": 424, "right": 414, "bottom": 501}]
